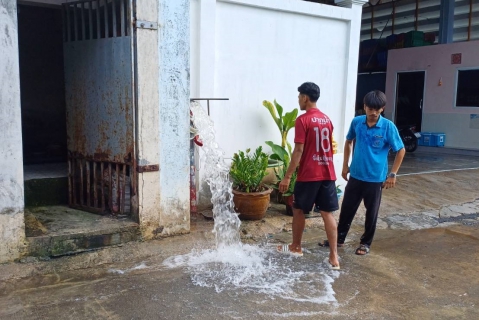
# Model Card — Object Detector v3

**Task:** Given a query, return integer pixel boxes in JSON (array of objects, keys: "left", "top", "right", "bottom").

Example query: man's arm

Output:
[
  {"left": 342, "top": 139, "right": 354, "bottom": 181},
  {"left": 278, "top": 143, "right": 304, "bottom": 193},
  {"left": 383, "top": 147, "right": 405, "bottom": 189}
]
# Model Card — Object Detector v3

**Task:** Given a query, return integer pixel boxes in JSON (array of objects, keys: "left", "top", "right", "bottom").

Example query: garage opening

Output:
[
  {"left": 18, "top": 4, "right": 69, "bottom": 207},
  {"left": 18, "top": 1, "right": 139, "bottom": 256}
]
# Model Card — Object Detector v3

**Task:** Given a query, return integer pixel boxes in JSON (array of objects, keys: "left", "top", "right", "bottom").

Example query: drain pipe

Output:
[{"left": 189, "top": 98, "right": 229, "bottom": 214}]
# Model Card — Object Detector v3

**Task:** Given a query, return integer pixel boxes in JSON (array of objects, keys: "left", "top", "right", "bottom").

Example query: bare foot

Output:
[{"left": 329, "top": 254, "right": 340, "bottom": 267}]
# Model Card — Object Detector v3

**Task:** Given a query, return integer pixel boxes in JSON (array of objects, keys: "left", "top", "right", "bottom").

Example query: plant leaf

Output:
[
  {"left": 283, "top": 109, "right": 298, "bottom": 132},
  {"left": 274, "top": 100, "right": 284, "bottom": 119},
  {"left": 262, "top": 100, "right": 281, "bottom": 131},
  {"left": 265, "top": 141, "right": 288, "bottom": 162}
]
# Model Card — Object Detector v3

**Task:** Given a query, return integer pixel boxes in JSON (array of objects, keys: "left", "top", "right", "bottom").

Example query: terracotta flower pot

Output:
[
  {"left": 232, "top": 187, "right": 273, "bottom": 220},
  {"left": 261, "top": 160, "right": 283, "bottom": 186}
]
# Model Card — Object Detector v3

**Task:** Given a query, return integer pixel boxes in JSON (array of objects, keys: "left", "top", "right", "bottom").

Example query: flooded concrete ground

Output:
[
  {"left": 0, "top": 151, "right": 478, "bottom": 319},
  {"left": 0, "top": 224, "right": 477, "bottom": 319}
]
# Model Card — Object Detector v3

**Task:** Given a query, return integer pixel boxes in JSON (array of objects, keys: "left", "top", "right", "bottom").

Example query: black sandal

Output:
[
  {"left": 318, "top": 240, "right": 344, "bottom": 248},
  {"left": 355, "top": 244, "right": 370, "bottom": 255}
]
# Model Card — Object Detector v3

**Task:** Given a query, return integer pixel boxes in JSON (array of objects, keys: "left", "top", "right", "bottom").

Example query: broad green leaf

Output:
[
  {"left": 265, "top": 141, "right": 288, "bottom": 162},
  {"left": 269, "top": 154, "right": 282, "bottom": 161},
  {"left": 262, "top": 100, "right": 281, "bottom": 131},
  {"left": 283, "top": 109, "right": 298, "bottom": 131},
  {"left": 274, "top": 100, "right": 284, "bottom": 119}
]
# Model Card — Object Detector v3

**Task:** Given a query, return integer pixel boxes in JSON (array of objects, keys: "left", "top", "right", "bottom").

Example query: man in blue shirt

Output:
[{"left": 337, "top": 90, "right": 405, "bottom": 255}]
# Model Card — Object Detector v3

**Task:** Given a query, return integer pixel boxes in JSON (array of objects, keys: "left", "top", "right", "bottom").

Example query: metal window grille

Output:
[
  {"left": 68, "top": 155, "right": 133, "bottom": 215},
  {"left": 63, "top": 0, "right": 130, "bottom": 42}
]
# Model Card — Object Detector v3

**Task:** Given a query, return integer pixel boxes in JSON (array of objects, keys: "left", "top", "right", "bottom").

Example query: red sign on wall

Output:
[{"left": 451, "top": 53, "right": 462, "bottom": 64}]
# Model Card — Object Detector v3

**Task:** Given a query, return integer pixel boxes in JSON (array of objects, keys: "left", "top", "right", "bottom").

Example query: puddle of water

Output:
[{"left": 163, "top": 244, "right": 339, "bottom": 304}]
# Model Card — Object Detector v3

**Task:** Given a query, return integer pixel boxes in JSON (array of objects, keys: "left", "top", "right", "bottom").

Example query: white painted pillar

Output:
[
  {"left": 135, "top": 0, "right": 162, "bottom": 238},
  {"left": 336, "top": 0, "right": 368, "bottom": 148},
  {"left": 157, "top": 0, "right": 191, "bottom": 235},
  {"left": 198, "top": 0, "right": 216, "bottom": 97},
  {"left": 0, "top": 1, "right": 26, "bottom": 262}
]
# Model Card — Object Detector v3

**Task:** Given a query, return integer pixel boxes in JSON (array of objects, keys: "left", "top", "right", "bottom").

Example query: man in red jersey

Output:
[{"left": 277, "top": 82, "right": 340, "bottom": 270}]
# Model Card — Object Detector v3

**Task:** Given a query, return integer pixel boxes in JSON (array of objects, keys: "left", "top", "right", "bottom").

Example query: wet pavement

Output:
[
  {"left": 1, "top": 223, "right": 478, "bottom": 319},
  {"left": 393, "top": 150, "right": 479, "bottom": 175},
  {"left": 1, "top": 151, "right": 478, "bottom": 319}
]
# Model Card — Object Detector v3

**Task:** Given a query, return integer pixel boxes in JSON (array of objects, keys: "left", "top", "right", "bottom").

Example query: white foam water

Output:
[
  {"left": 163, "top": 101, "right": 339, "bottom": 304},
  {"left": 108, "top": 262, "right": 148, "bottom": 275}
]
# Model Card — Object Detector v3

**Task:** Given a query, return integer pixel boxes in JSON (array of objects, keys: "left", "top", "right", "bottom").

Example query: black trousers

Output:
[{"left": 337, "top": 177, "right": 383, "bottom": 247}]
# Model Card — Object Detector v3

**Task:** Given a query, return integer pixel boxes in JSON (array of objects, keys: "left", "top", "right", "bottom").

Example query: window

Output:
[{"left": 455, "top": 69, "right": 479, "bottom": 108}]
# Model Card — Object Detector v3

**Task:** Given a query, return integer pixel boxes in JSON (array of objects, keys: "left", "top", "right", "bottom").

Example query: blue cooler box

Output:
[
  {"left": 419, "top": 132, "right": 434, "bottom": 146},
  {"left": 432, "top": 133, "right": 445, "bottom": 147}
]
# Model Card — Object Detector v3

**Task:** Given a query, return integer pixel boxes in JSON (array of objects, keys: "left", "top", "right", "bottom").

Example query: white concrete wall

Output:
[
  {"left": 385, "top": 41, "right": 479, "bottom": 150},
  {"left": 190, "top": 0, "right": 366, "bottom": 206},
  {"left": 157, "top": 0, "right": 191, "bottom": 234},
  {"left": 0, "top": 1, "right": 26, "bottom": 262}
]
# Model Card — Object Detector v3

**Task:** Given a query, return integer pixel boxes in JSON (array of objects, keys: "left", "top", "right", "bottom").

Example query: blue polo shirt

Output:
[{"left": 346, "top": 115, "right": 404, "bottom": 183}]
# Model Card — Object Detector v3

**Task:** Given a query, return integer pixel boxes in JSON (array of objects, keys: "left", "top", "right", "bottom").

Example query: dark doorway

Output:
[
  {"left": 356, "top": 73, "right": 386, "bottom": 116},
  {"left": 395, "top": 71, "right": 425, "bottom": 132},
  {"left": 18, "top": 4, "right": 67, "bottom": 165}
]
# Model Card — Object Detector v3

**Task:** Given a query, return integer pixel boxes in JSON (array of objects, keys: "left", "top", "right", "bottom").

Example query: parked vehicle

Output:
[{"left": 398, "top": 125, "right": 420, "bottom": 152}]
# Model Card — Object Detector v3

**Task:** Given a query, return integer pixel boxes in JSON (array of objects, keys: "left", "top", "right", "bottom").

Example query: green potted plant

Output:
[
  {"left": 262, "top": 99, "right": 298, "bottom": 155},
  {"left": 264, "top": 141, "right": 297, "bottom": 215},
  {"left": 230, "top": 146, "right": 273, "bottom": 220},
  {"left": 336, "top": 185, "right": 343, "bottom": 199},
  {"left": 262, "top": 99, "right": 298, "bottom": 187}
]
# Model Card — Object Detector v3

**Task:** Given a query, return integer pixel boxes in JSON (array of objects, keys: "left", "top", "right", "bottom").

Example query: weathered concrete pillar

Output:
[
  {"left": 0, "top": 1, "right": 26, "bottom": 262},
  {"left": 135, "top": 0, "right": 162, "bottom": 238},
  {"left": 156, "top": 0, "right": 191, "bottom": 235}
]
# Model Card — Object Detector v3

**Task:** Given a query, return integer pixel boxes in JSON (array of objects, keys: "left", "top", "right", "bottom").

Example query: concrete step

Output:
[
  {"left": 24, "top": 177, "right": 68, "bottom": 207},
  {"left": 25, "top": 206, "right": 140, "bottom": 257}
]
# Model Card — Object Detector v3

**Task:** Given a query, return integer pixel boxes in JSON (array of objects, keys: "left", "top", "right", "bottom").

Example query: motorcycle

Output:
[{"left": 398, "top": 125, "right": 420, "bottom": 152}]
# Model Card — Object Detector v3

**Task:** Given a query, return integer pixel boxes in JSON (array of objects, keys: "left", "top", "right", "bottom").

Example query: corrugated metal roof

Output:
[{"left": 361, "top": 0, "right": 479, "bottom": 42}]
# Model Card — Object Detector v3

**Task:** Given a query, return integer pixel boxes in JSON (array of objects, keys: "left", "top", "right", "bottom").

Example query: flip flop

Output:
[
  {"left": 318, "top": 240, "right": 344, "bottom": 248},
  {"left": 323, "top": 257, "right": 340, "bottom": 270},
  {"left": 355, "top": 244, "right": 370, "bottom": 255},
  {"left": 276, "top": 244, "right": 303, "bottom": 257}
]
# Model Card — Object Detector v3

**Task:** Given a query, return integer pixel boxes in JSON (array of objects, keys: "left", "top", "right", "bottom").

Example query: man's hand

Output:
[
  {"left": 382, "top": 176, "right": 396, "bottom": 189},
  {"left": 279, "top": 177, "right": 291, "bottom": 194},
  {"left": 341, "top": 167, "right": 350, "bottom": 181}
]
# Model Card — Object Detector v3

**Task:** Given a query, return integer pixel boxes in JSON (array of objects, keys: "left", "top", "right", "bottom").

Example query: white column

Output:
[
  {"left": 336, "top": 0, "right": 368, "bottom": 147},
  {"left": 198, "top": 0, "right": 216, "bottom": 97},
  {"left": 135, "top": 0, "right": 162, "bottom": 237},
  {"left": 157, "top": 0, "right": 191, "bottom": 235},
  {"left": 0, "top": 1, "right": 26, "bottom": 262}
]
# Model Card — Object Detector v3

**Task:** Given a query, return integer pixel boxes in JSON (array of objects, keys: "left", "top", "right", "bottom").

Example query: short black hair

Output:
[
  {"left": 363, "top": 90, "right": 387, "bottom": 110},
  {"left": 298, "top": 82, "right": 320, "bottom": 102}
]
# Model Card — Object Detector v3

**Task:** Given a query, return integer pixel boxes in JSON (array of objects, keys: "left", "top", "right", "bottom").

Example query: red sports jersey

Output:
[{"left": 294, "top": 108, "right": 336, "bottom": 181}]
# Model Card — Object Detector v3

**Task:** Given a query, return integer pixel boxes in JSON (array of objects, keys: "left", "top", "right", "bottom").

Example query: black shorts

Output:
[{"left": 293, "top": 180, "right": 339, "bottom": 213}]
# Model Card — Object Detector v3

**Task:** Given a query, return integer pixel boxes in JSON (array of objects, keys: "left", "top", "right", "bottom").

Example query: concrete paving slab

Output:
[{"left": 25, "top": 206, "right": 140, "bottom": 257}]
